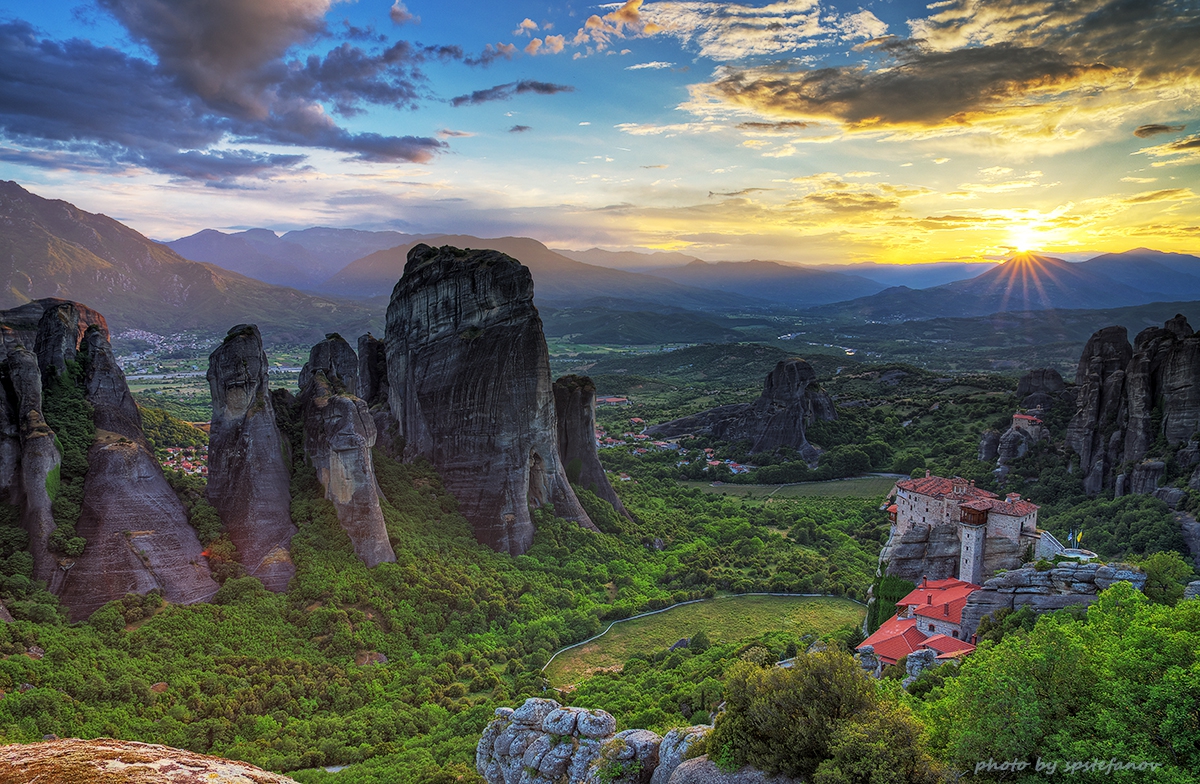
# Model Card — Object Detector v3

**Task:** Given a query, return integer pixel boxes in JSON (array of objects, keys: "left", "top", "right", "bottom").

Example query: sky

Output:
[{"left": 0, "top": 0, "right": 1197, "bottom": 264}]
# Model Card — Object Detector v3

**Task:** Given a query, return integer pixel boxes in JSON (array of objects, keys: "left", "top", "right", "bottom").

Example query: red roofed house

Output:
[
  {"left": 887, "top": 471, "right": 1045, "bottom": 584},
  {"left": 858, "top": 576, "right": 981, "bottom": 666}
]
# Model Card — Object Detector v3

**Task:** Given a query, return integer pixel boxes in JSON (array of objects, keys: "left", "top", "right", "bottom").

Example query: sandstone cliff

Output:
[
  {"left": 384, "top": 244, "right": 594, "bottom": 555},
  {"left": 879, "top": 523, "right": 1025, "bottom": 583},
  {"left": 0, "top": 737, "right": 298, "bottom": 783},
  {"left": 206, "top": 325, "right": 296, "bottom": 592},
  {"left": 553, "top": 375, "right": 631, "bottom": 520},
  {"left": 646, "top": 359, "right": 836, "bottom": 463},
  {"left": 959, "top": 561, "right": 1146, "bottom": 637},
  {"left": 300, "top": 335, "right": 396, "bottom": 568},
  {"left": 357, "top": 332, "right": 389, "bottom": 407},
  {"left": 56, "top": 327, "right": 215, "bottom": 619},
  {"left": 1067, "top": 325, "right": 1132, "bottom": 494}
]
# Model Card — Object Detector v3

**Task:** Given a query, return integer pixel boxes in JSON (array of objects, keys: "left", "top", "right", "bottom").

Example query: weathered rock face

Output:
[
  {"left": 56, "top": 328, "right": 216, "bottom": 619},
  {"left": 902, "top": 648, "right": 939, "bottom": 688},
  {"left": 960, "top": 561, "right": 1146, "bottom": 638},
  {"left": 0, "top": 737, "right": 299, "bottom": 783},
  {"left": 1128, "top": 461, "right": 1165, "bottom": 495},
  {"left": 299, "top": 333, "right": 359, "bottom": 397},
  {"left": 1068, "top": 316, "right": 1200, "bottom": 494},
  {"left": 880, "top": 524, "right": 962, "bottom": 582},
  {"left": 650, "top": 727, "right": 712, "bottom": 784},
  {"left": 1067, "top": 326, "right": 1132, "bottom": 494},
  {"left": 1016, "top": 368, "right": 1069, "bottom": 410},
  {"left": 384, "top": 244, "right": 594, "bottom": 555},
  {"left": 300, "top": 336, "right": 395, "bottom": 568},
  {"left": 997, "top": 427, "right": 1034, "bottom": 465},
  {"left": 553, "top": 375, "right": 631, "bottom": 520},
  {"left": 978, "top": 430, "right": 1000, "bottom": 463},
  {"left": 477, "top": 699, "right": 667, "bottom": 784},
  {"left": 647, "top": 359, "right": 836, "bottom": 463},
  {"left": 206, "top": 325, "right": 296, "bottom": 592},
  {"left": 667, "top": 757, "right": 800, "bottom": 784},
  {"left": 357, "top": 332, "right": 389, "bottom": 407},
  {"left": 1184, "top": 580, "right": 1200, "bottom": 601}
]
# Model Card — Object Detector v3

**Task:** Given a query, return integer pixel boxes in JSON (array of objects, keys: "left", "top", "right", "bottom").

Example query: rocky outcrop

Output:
[
  {"left": 300, "top": 336, "right": 395, "bottom": 568},
  {"left": 554, "top": 375, "right": 631, "bottom": 520},
  {"left": 647, "top": 359, "right": 836, "bottom": 463},
  {"left": 56, "top": 328, "right": 216, "bottom": 619},
  {"left": 880, "top": 524, "right": 961, "bottom": 582},
  {"left": 385, "top": 244, "right": 594, "bottom": 555},
  {"left": 978, "top": 430, "right": 1000, "bottom": 462},
  {"left": 0, "top": 737, "right": 298, "bottom": 783},
  {"left": 902, "top": 649, "right": 939, "bottom": 688},
  {"left": 299, "top": 333, "right": 358, "bottom": 397},
  {"left": 1128, "top": 461, "right": 1165, "bottom": 496},
  {"left": 206, "top": 325, "right": 296, "bottom": 592},
  {"left": 666, "top": 758, "right": 800, "bottom": 784},
  {"left": 477, "top": 699, "right": 665, "bottom": 784},
  {"left": 34, "top": 300, "right": 108, "bottom": 382},
  {"left": 960, "top": 561, "right": 1146, "bottom": 638},
  {"left": 1068, "top": 316, "right": 1200, "bottom": 494},
  {"left": 1185, "top": 580, "right": 1200, "bottom": 601},
  {"left": 997, "top": 427, "right": 1034, "bottom": 464},
  {"left": 650, "top": 727, "right": 711, "bottom": 784},
  {"left": 1016, "top": 368, "right": 1070, "bottom": 410}
]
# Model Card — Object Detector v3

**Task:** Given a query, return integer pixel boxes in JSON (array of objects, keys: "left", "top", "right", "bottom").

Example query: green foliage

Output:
[
  {"left": 0, "top": 503, "right": 61, "bottom": 623},
  {"left": 1042, "top": 495, "right": 1188, "bottom": 559},
  {"left": 139, "top": 406, "right": 208, "bottom": 453},
  {"left": 924, "top": 583, "right": 1200, "bottom": 780},
  {"left": 41, "top": 360, "right": 93, "bottom": 556},
  {"left": 974, "top": 606, "right": 1038, "bottom": 645},
  {"left": 709, "top": 651, "right": 941, "bottom": 782},
  {"left": 1136, "top": 550, "right": 1196, "bottom": 607}
]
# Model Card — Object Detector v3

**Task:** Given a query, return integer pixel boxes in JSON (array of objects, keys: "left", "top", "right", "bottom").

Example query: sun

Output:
[{"left": 1007, "top": 225, "right": 1042, "bottom": 253}]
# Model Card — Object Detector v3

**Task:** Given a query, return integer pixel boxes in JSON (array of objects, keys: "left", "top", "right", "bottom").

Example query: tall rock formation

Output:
[
  {"left": 1015, "top": 367, "right": 1072, "bottom": 410},
  {"left": 300, "top": 335, "right": 395, "bottom": 568},
  {"left": 553, "top": 375, "right": 631, "bottom": 520},
  {"left": 357, "top": 332, "right": 389, "bottom": 407},
  {"left": 56, "top": 326, "right": 215, "bottom": 619},
  {"left": 1066, "top": 326, "right": 1133, "bottom": 494},
  {"left": 1068, "top": 315, "right": 1200, "bottom": 494},
  {"left": 646, "top": 358, "right": 837, "bottom": 463},
  {"left": 206, "top": 325, "right": 296, "bottom": 592},
  {"left": 384, "top": 244, "right": 595, "bottom": 555}
]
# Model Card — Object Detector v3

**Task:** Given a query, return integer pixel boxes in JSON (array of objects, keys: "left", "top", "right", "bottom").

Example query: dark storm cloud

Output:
[
  {"left": 0, "top": 0, "right": 452, "bottom": 183},
  {"left": 1135, "top": 124, "right": 1186, "bottom": 138},
  {"left": 451, "top": 80, "right": 576, "bottom": 107}
]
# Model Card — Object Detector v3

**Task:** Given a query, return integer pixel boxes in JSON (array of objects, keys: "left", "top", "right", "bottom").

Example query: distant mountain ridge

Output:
[
  {"left": 323, "top": 235, "right": 763, "bottom": 310},
  {"left": 805, "top": 251, "right": 1200, "bottom": 322},
  {"left": 167, "top": 226, "right": 411, "bottom": 289},
  {"left": 0, "top": 181, "right": 374, "bottom": 341},
  {"left": 641, "top": 258, "right": 886, "bottom": 307}
]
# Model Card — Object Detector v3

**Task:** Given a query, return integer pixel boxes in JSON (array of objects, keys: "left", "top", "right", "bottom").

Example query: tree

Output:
[{"left": 1139, "top": 550, "right": 1195, "bottom": 606}]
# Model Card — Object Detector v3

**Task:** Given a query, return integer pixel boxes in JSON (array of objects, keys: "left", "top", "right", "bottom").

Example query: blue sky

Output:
[{"left": 0, "top": 0, "right": 1197, "bottom": 263}]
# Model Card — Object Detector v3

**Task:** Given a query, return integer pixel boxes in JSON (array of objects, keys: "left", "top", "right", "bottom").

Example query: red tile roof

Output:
[
  {"left": 921, "top": 634, "right": 977, "bottom": 658},
  {"left": 898, "top": 577, "right": 980, "bottom": 626},
  {"left": 858, "top": 614, "right": 928, "bottom": 666},
  {"left": 895, "top": 475, "right": 998, "bottom": 501},
  {"left": 1013, "top": 414, "right": 1042, "bottom": 422},
  {"left": 959, "top": 496, "right": 1039, "bottom": 516}
]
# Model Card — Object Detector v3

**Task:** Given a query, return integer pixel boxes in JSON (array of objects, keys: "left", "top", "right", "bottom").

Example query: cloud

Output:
[
  {"left": 615, "top": 121, "right": 724, "bottom": 136},
  {"left": 437, "top": 128, "right": 473, "bottom": 138},
  {"left": 543, "top": 35, "right": 565, "bottom": 54},
  {"left": 514, "top": 18, "right": 538, "bottom": 35},
  {"left": 681, "top": 0, "right": 1200, "bottom": 145},
  {"left": 509, "top": 125, "right": 532, "bottom": 133},
  {"left": 1120, "top": 176, "right": 1156, "bottom": 183},
  {"left": 569, "top": 0, "right": 660, "bottom": 55},
  {"left": 1134, "top": 133, "right": 1200, "bottom": 166},
  {"left": 464, "top": 43, "right": 518, "bottom": 67},
  {"left": 1123, "top": 188, "right": 1195, "bottom": 204},
  {"left": 737, "top": 120, "right": 811, "bottom": 134},
  {"left": 0, "top": 4, "right": 455, "bottom": 184},
  {"left": 525, "top": 38, "right": 542, "bottom": 55},
  {"left": 641, "top": 164, "right": 668, "bottom": 169},
  {"left": 709, "top": 188, "right": 771, "bottom": 198},
  {"left": 389, "top": 2, "right": 417, "bottom": 26},
  {"left": 450, "top": 80, "right": 574, "bottom": 107},
  {"left": 1134, "top": 123, "right": 1186, "bottom": 138},
  {"left": 626, "top": 61, "right": 674, "bottom": 70}
]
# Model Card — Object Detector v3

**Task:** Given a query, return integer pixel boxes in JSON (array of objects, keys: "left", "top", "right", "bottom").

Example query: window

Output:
[{"left": 929, "top": 624, "right": 935, "bottom": 631}]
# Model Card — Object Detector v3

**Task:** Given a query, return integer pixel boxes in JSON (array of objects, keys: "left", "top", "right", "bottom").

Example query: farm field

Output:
[
  {"left": 544, "top": 595, "right": 865, "bottom": 686},
  {"left": 679, "top": 474, "right": 899, "bottom": 499}
]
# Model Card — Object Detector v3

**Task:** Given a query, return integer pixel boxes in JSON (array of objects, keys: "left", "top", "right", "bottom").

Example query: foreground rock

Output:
[
  {"left": 667, "top": 757, "right": 800, "bottom": 784},
  {"left": 385, "top": 244, "right": 594, "bottom": 555},
  {"left": 960, "top": 561, "right": 1147, "bottom": 637},
  {"left": 206, "top": 325, "right": 296, "bottom": 591},
  {"left": 300, "top": 335, "right": 395, "bottom": 567},
  {"left": 554, "top": 375, "right": 631, "bottom": 520},
  {"left": 58, "top": 327, "right": 215, "bottom": 619},
  {"left": 647, "top": 359, "right": 835, "bottom": 463},
  {"left": 0, "top": 737, "right": 297, "bottom": 783}
]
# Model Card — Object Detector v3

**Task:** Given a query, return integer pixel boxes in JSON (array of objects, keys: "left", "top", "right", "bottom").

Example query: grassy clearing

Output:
[
  {"left": 545, "top": 595, "right": 865, "bottom": 686},
  {"left": 679, "top": 475, "right": 898, "bottom": 499}
]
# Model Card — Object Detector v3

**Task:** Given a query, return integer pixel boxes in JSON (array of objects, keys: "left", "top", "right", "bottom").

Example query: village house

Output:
[
  {"left": 887, "top": 471, "right": 1054, "bottom": 584},
  {"left": 857, "top": 577, "right": 981, "bottom": 666}
]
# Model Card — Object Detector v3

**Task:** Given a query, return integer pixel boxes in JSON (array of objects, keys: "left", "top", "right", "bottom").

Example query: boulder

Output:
[
  {"left": 1184, "top": 581, "right": 1200, "bottom": 601},
  {"left": 206, "top": 325, "right": 296, "bottom": 592},
  {"left": 647, "top": 359, "right": 836, "bottom": 463},
  {"left": 0, "top": 737, "right": 298, "bottom": 783},
  {"left": 554, "top": 375, "right": 632, "bottom": 520},
  {"left": 1129, "top": 461, "right": 1165, "bottom": 495},
  {"left": 1153, "top": 486, "right": 1186, "bottom": 510},
  {"left": 384, "top": 244, "right": 594, "bottom": 555},
  {"left": 651, "top": 727, "right": 711, "bottom": 784},
  {"left": 902, "top": 648, "right": 939, "bottom": 688},
  {"left": 996, "top": 428, "right": 1032, "bottom": 465},
  {"left": 666, "top": 757, "right": 800, "bottom": 784}
]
